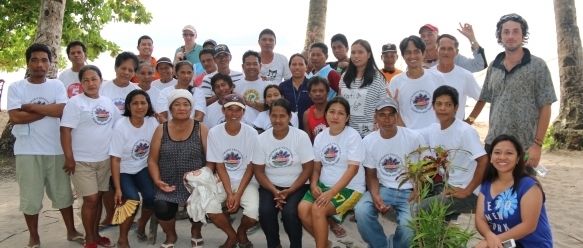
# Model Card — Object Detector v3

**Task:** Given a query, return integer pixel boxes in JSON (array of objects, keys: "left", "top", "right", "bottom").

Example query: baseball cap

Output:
[
  {"left": 375, "top": 97, "right": 399, "bottom": 113},
  {"left": 223, "top": 94, "right": 246, "bottom": 109},
  {"left": 381, "top": 43, "right": 397, "bottom": 53},
  {"left": 214, "top": 44, "right": 231, "bottom": 57},
  {"left": 182, "top": 25, "right": 196, "bottom": 33},
  {"left": 419, "top": 24, "right": 439, "bottom": 34},
  {"left": 156, "top": 57, "right": 172, "bottom": 68},
  {"left": 203, "top": 39, "right": 217, "bottom": 48}
]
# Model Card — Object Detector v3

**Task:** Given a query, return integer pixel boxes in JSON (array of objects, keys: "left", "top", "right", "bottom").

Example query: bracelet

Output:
[{"left": 534, "top": 140, "right": 542, "bottom": 147}]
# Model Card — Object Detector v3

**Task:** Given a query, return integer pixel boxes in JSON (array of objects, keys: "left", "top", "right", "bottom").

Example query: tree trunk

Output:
[
  {"left": 552, "top": 0, "right": 583, "bottom": 150},
  {"left": 0, "top": 0, "right": 66, "bottom": 155},
  {"left": 303, "top": 0, "right": 328, "bottom": 50}
]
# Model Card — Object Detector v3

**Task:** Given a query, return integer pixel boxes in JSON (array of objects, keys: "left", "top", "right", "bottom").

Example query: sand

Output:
[{"left": 0, "top": 110, "right": 581, "bottom": 247}]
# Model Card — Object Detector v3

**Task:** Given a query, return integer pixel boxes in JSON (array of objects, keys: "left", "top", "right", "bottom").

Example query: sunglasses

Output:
[
  {"left": 500, "top": 13, "right": 524, "bottom": 22},
  {"left": 182, "top": 33, "right": 195, "bottom": 37}
]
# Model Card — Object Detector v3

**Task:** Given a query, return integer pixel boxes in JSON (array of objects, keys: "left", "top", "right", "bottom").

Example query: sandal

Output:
[
  {"left": 84, "top": 243, "right": 98, "bottom": 248},
  {"left": 238, "top": 242, "right": 254, "bottom": 248},
  {"left": 246, "top": 225, "right": 261, "bottom": 236},
  {"left": 97, "top": 237, "right": 116, "bottom": 248},
  {"left": 67, "top": 234, "right": 86, "bottom": 245},
  {"left": 330, "top": 226, "right": 347, "bottom": 238},
  {"left": 192, "top": 238, "right": 204, "bottom": 248},
  {"left": 134, "top": 229, "right": 148, "bottom": 243},
  {"left": 160, "top": 243, "right": 175, "bottom": 248}
]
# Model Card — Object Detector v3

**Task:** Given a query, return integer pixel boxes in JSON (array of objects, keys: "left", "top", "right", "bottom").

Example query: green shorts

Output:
[
  {"left": 302, "top": 182, "right": 363, "bottom": 223},
  {"left": 15, "top": 155, "right": 74, "bottom": 215}
]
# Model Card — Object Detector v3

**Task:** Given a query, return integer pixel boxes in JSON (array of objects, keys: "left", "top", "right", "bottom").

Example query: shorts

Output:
[
  {"left": 70, "top": 158, "right": 111, "bottom": 197},
  {"left": 15, "top": 155, "right": 73, "bottom": 215},
  {"left": 206, "top": 182, "right": 259, "bottom": 220},
  {"left": 302, "top": 181, "right": 363, "bottom": 223}
]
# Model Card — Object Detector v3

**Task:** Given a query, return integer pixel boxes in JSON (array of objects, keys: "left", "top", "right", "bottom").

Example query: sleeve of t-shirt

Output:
[
  {"left": 60, "top": 100, "right": 80, "bottom": 128},
  {"left": 362, "top": 136, "right": 376, "bottom": 168},
  {"left": 312, "top": 135, "right": 322, "bottom": 162},
  {"left": 282, "top": 55, "right": 292, "bottom": 81},
  {"left": 109, "top": 120, "right": 126, "bottom": 157},
  {"left": 479, "top": 65, "right": 494, "bottom": 103},
  {"left": 54, "top": 81, "right": 68, "bottom": 104},
  {"left": 411, "top": 131, "right": 430, "bottom": 162},
  {"left": 7, "top": 83, "right": 22, "bottom": 111},
  {"left": 206, "top": 129, "right": 223, "bottom": 163},
  {"left": 465, "top": 71, "right": 482, "bottom": 101},
  {"left": 453, "top": 49, "right": 487, "bottom": 73},
  {"left": 291, "top": 112, "right": 299, "bottom": 127},
  {"left": 462, "top": 126, "right": 487, "bottom": 160},
  {"left": 193, "top": 88, "right": 207, "bottom": 114},
  {"left": 518, "top": 177, "right": 541, "bottom": 200},
  {"left": 327, "top": 70, "right": 341, "bottom": 94},
  {"left": 298, "top": 131, "right": 316, "bottom": 164},
  {"left": 201, "top": 75, "right": 214, "bottom": 97},
  {"left": 251, "top": 136, "right": 266, "bottom": 165},
  {"left": 347, "top": 131, "right": 365, "bottom": 163},
  {"left": 534, "top": 61, "right": 558, "bottom": 108}
]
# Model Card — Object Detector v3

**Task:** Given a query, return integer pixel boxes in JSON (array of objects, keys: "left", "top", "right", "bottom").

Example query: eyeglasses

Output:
[
  {"left": 183, "top": 33, "right": 195, "bottom": 37},
  {"left": 499, "top": 13, "right": 524, "bottom": 22}
]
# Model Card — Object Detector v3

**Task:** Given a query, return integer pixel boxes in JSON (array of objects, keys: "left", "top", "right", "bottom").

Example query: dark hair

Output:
[
  {"left": 242, "top": 50, "right": 262, "bottom": 64},
  {"left": 269, "top": 98, "right": 292, "bottom": 116},
  {"left": 114, "top": 51, "right": 139, "bottom": 71},
  {"left": 310, "top": 42, "right": 328, "bottom": 55},
  {"left": 137, "top": 61, "right": 155, "bottom": 73},
  {"left": 432, "top": 85, "right": 459, "bottom": 106},
  {"left": 123, "top": 89, "right": 155, "bottom": 117},
  {"left": 342, "top": 39, "right": 381, "bottom": 88},
  {"left": 325, "top": 96, "right": 350, "bottom": 125},
  {"left": 175, "top": 60, "right": 193, "bottom": 72},
  {"left": 78, "top": 65, "right": 103, "bottom": 81},
  {"left": 496, "top": 13, "right": 529, "bottom": 46},
  {"left": 484, "top": 134, "right": 542, "bottom": 193},
  {"left": 307, "top": 76, "right": 330, "bottom": 93},
  {"left": 66, "top": 41, "right": 87, "bottom": 55},
  {"left": 331, "top": 33, "right": 348, "bottom": 48},
  {"left": 26, "top": 43, "right": 52, "bottom": 63},
  {"left": 437, "top": 34, "right": 459, "bottom": 49},
  {"left": 288, "top": 53, "right": 308, "bottom": 67},
  {"left": 258, "top": 28, "right": 276, "bottom": 41},
  {"left": 199, "top": 48, "right": 215, "bottom": 60},
  {"left": 399, "top": 35, "right": 426, "bottom": 56},
  {"left": 137, "top": 35, "right": 153, "bottom": 46},
  {"left": 263, "top": 84, "right": 284, "bottom": 109},
  {"left": 210, "top": 73, "right": 233, "bottom": 90}
]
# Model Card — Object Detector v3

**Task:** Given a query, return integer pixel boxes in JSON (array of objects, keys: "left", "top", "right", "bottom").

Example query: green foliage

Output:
[
  {"left": 0, "top": 0, "right": 153, "bottom": 72},
  {"left": 543, "top": 125, "right": 557, "bottom": 150}
]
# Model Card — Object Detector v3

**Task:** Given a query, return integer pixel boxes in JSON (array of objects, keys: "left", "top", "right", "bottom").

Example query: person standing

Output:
[
  {"left": 379, "top": 43, "right": 402, "bottom": 83},
  {"left": 151, "top": 57, "right": 177, "bottom": 91},
  {"left": 303, "top": 77, "right": 330, "bottom": 141},
  {"left": 258, "top": 29, "right": 292, "bottom": 83},
  {"left": 328, "top": 34, "right": 350, "bottom": 75},
  {"left": 59, "top": 41, "right": 87, "bottom": 98},
  {"left": 280, "top": 54, "right": 313, "bottom": 130},
  {"left": 235, "top": 50, "right": 270, "bottom": 121},
  {"left": 308, "top": 42, "right": 341, "bottom": 99},
  {"left": 130, "top": 35, "right": 160, "bottom": 83},
  {"left": 200, "top": 44, "right": 244, "bottom": 105},
  {"left": 174, "top": 25, "right": 204, "bottom": 74},
  {"left": 193, "top": 49, "right": 217, "bottom": 87},
  {"left": 8, "top": 43, "right": 85, "bottom": 248}
]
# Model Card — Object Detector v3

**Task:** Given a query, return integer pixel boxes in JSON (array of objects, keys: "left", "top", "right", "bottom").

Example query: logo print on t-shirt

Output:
[
  {"left": 67, "top": 83, "right": 84, "bottom": 98},
  {"left": 410, "top": 90, "right": 432, "bottom": 113},
  {"left": 92, "top": 106, "right": 112, "bottom": 125},
  {"left": 494, "top": 189, "right": 518, "bottom": 219},
  {"left": 321, "top": 143, "right": 341, "bottom": 164},
  {"left": 113, "top": 98, "right": 125, "bottom": 111},
  {"left": 312, "top": 123, "right": 327, "bottom": 137},
  {"left": 243, "top": 89, "right": 260, "bottom": 102},
  {"left": 267, "top": 70, "right": 278, "bottom": 81},
  {"left": 223, "top": 148, "right": 243, "bottom": 171},
  {"left": 131, "top": 139, "right": 150, "bottom": 160},
  {"left": 378, "top": 153, "right": 402, "bottom": 176},
  {"left": 29, "top": 97, "right": 49, "bottom": 105},
  {"left": 269, "top": 147, "right": 292, "bottom": 168}
]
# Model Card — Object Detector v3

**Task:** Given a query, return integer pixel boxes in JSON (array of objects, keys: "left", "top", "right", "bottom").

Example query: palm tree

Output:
[
  {"left": 552, "top": 0, "right": 583, "bottom": 150},
  {"left": 303, "top": 0, "right": 328, "bottom": 50}
]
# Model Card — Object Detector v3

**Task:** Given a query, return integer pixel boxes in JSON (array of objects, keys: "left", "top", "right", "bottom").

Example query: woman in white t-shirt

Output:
[
  {"left": 252, "top": 85, "right": 299, "bottom": 133},
  {"left": 298, "top": 97, "right": 366, "bottom": 248},
  {"left": 252, "top": 98, "right": 314, "bottom": 248},
  {"left": 158, "top": 60, "right": 206, "bottom": 122},
  {"left": 135, "top": 61, "right": 163, "bottom": 117},
  {"left": 60, "top": 65, "right": 119, "bottom": 248},
  {"left": 109, "top": 89, "right": 159, "bottom": 247}
]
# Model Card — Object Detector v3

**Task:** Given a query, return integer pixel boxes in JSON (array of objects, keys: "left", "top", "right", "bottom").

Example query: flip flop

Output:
[
  {"left": 67, "top": 234, "right": 85, "bottom": 245},
  {"left": 24, "top": 245, "right": 40, "bottom": 248},
  {"left": 134, "top": 229, "right": 148, "bottom": 243},
  {"left": 192, "top": 238, "right": 204, "bottom": 248},
  {"left": 237, "top": 241, "right": 254, "bottom": 248},
  {"left": 246, "top": 225, "right": 261, "bottom": 236},
  {"left": 160, "top": 243, "right": 175, "bottom": 248},
  {"left": 330, "top": 226, "right": 347, "bottom": 238},
  {"left": 97, "top": 236, "right": 116, "bottom": 248}
]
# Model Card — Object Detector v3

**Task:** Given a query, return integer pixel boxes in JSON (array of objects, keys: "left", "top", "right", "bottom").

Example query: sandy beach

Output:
[{"left": 0, "top": 111, "right": 581, "bottom": 248}]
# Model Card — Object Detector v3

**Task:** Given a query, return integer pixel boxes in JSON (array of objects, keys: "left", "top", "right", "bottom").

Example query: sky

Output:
[{"left": 1, "top": 0, "right": 581, "bottom": 121}]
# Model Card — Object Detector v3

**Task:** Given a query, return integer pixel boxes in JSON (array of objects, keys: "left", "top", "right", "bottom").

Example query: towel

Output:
[{"left": 183, "top": 167, "right": 224, "bottom": 223}]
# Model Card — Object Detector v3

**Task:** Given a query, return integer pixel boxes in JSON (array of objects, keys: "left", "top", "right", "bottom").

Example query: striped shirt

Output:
[
  {"left": 340, "top": 71, "right": 388, "bottom": 137},
  {"left": 200, "top": 70, "right": 244, "bottom": 97}
]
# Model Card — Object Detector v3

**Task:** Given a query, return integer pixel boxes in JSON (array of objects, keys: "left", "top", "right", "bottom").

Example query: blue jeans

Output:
[
  {"left": 119, "top": 167, "right": 155, "bottom": 209},
  {"left": 354, "top": 186, "right": 414, "bottom": 248}
]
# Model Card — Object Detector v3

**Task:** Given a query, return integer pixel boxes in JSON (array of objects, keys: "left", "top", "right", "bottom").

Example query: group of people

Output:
[{"left": 7, "top": 13, "right": 555, "bottom": 248}]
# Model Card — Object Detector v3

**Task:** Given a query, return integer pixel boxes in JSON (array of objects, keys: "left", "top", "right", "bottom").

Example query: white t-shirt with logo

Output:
[
  {"left": 99, "top": 81, "right": 141, "bottom": 118},
  {"left": 200, "top": 70, "right": 245, "bottom": 97},
  {"left": 158, "top": 86, "right": 206, "bottom": 120},
  {"left": 252, "top": 127, "right": 314, "bottom": 187},
  {"left": 151, "top": 78, "right": 177, "bottom": 91},
  {"left": 362, "top": 127, "right": 428, "bottom": 189},
  {"left": 252, "top": 111, "right": 299, "bottom": 130},
  {"left": 430, "top": 65, "right": 481, "bottom": 119},
  {"left": 60, "top": 94, "right": 120, "bottom": 162},
  {"left": 260, "top": 53, "right": 292, "bottom": 84},
  {"left": 109, "top": 116, "right": 159, "bottom": 174},
  {"left": 207, "top": 123, "right": 259, "bottom": 185},
  {"left": 203, "top": 101, "right": 255, "bottom": 130},
  {"left": 58, "top": 68, "right": 83, "bottom": 98},
  {"left": 388, "top": 69, "right": 445, "bottom": 129},
  {"left": 416, "top": 118, "right": 486, "bottom": 195},
  {"left": 234, "top": 78, "right": 269, "bottom": 117},
  {"left": 313, "top": 127, "right": 366, "bottom": 193},
  {"left": 145, "top": 87, "right": 162, "bottom": 113},
  {"left": 7, "top": 79, "right": 68, "bottom": 155}
]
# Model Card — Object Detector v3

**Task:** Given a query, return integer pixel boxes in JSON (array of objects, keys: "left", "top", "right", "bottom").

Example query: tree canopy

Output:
[{"left": 0, "top": 0, "right": 152, "bottom": 72}]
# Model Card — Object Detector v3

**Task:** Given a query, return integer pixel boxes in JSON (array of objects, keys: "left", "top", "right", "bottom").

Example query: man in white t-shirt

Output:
[
  {"left": 203, "top": 74, "right": 254, "bottom": 129},
  {"left": 235, "top": 50, "right": 269, "bottom": 120},
  {"left": 417, "top": 85, "right": 488, "bottom": 221},
  {"left": 151, "top": 57, "right": 177, "bottom": 91},
  {"left": 59, "top": 41, "right": 87, "bottom": 98},
  {"left": 354, "top": 97, "right": 427, "bottom": 248},
  {"left": 388, "top": 35, "right": 445, "bottom": 130},
  {"left": 200, "top": 44, "right": 244, "bottom": 105},
  {"left": 257, "top": 29, "right": 291, "bottom": 83},
  {"left": 431, "top": 34, "right": 485, "bottom": 122},
  {"left": 7, "top": 43, "right": 84, "bottom": 247},
  {"left": 206, "top": 94, "right": 259, "bottom": 248}
]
